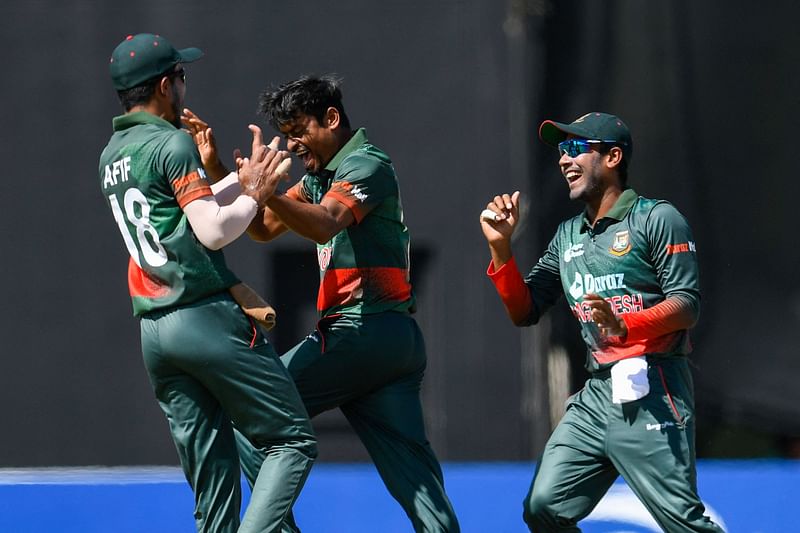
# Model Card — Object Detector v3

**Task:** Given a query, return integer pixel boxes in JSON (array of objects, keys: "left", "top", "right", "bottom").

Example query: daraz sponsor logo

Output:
[
  {"left": 317, "top": 245, "right": 333, "bottom": 271},
  {"left": 665, "top": 241, "right": 696, "bottom": 255},
  {"left": 568, "top": 272, "right": 626, "bottom": 300}
]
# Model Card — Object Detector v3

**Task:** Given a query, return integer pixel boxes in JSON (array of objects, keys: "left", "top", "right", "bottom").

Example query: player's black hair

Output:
[
  {"left": 258, "top": 74, "right": 351, "bottom": 131},
  {"left": 117, "top": 79, "right": 159, "bottom": 111},
  {"left": 115, "top": 68, "right": 180, "bottom": 112}
]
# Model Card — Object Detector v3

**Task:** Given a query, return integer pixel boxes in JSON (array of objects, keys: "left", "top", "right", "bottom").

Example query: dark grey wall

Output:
[
  {"left": 529, "top": 0, "right": 800, "bottom": 455},
  {"left": 0, "top": 0, "right": 525, "bottom": 466},
  {"left": 1, "top": 0, "right": 797, "bottom": 466}
]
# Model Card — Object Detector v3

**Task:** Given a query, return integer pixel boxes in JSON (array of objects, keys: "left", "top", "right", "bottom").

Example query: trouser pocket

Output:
[{"left": 656, "top": 365, "right": 690, "bottom": 428}]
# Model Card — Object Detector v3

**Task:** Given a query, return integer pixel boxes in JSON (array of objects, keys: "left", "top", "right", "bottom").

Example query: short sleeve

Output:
[
  {"left": 287, "top": 181, "right": 309, "bottom": 202},
  {"left": 162, "top": 132, "right": 212, "bottom": 208},
  {"left": 325, "top": 154, "right": 394, "bottom": 223},
  {"left": 645, "top": 202, "right": 701, "bottom": 299}
]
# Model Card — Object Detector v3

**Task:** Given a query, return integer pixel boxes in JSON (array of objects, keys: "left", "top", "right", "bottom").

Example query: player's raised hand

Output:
[
  {"left": 480, "top": 191, "right": 521, "bottom": 243},
  {"left": 583, "top": 293, "right": 627, "bottom": 338},
  {"left": 248, "top": 124, "right": 265, "bottom": 152},
  {"left": 237, "top": 126, "right": 291, "bottom": 207},
  {"left": 181, "top": 108, "right": 227, "bottom": 179},
  {"left": 181, "top": 107, "right": 209, "bottom": 134},
  {"left": 233, "top": 125, "right": 281, "bottom": 171}
]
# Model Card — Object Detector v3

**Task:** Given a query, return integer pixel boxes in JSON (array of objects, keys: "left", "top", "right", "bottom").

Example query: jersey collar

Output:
[
  {"left": 112, "top": 111, "right": 176, "bottom": 132},
  {"left": 581, "top": 188, "right": 638, "bottom": 231},
  {"left": 323, "top": 128, "right": 368, "bottom": 172}
]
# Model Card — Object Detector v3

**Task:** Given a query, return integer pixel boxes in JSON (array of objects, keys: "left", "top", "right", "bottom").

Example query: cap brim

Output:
[
  {"left": 538, "top": 120, "right": 573, "bottom": 146},
  {"left": 177, "top": 47, "right": 204, "bottom": 63}
]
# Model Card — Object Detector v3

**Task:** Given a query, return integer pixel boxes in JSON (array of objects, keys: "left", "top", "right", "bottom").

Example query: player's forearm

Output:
[
  {"left": 183, "top": 195, "right": 257, "bottom": 250},
  {"left": 203, "top": 159, "right": 229, "bottom": 183},
  {"left": 265, "top": 193, "right": 340, "bottom": 244},
  {"left": 488, "top": 239, "right": 513, "bottom": 270},
  {"left": 487, "top": 256, "right": 534, "bottom": 326},
  {"left": 247, "top": 207, "right": 290, "bottom": 242},
  {"left": 620, "top": 294, "right": 699, "bottom": 343},
  {"left": 211, "top": 172, "right": 243, "bottom": 206}
]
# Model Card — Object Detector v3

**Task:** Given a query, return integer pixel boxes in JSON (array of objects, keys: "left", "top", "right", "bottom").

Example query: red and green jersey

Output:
[
  {"left": 98, "top": 112, "right": 238, "bottom": 316},
  {"left": 295, "top": 128, "right": 414, "bottom": 317},
  {"left": 522, "top": 189, "right": 700, "bottom": 373}
]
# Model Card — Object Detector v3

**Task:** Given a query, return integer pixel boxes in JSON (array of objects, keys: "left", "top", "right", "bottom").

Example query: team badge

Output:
[{"left": 609, "top": 231, "right": 631, "bottom": 256}]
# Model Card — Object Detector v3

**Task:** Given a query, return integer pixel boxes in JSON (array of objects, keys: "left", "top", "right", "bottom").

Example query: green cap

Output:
[
  {"left": 109, "top": 33, "right": 203, "bottom": 90},
  {"left": 539, "top": 112, "right": 633, "bottom": 159}
]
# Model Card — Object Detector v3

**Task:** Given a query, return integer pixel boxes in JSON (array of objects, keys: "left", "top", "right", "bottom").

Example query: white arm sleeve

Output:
[
  {"left": 210, "top": 171, "right": 243, "bottom": 206},
  {"left": 183, "top": 194, "right": 258, "bottom": 250}
]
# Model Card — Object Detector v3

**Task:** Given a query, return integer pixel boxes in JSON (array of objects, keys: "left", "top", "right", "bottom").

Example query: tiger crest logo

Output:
[{"left": 609, "top": 230, "right": 631, "bottom": 256}]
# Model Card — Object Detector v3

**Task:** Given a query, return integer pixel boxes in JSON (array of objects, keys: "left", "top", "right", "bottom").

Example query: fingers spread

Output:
[{"left": 180, "top": 108, "right": 210, "bottom": 136}]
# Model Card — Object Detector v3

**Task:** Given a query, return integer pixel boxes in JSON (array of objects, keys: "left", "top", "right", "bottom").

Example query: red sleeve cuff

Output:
[
  {"left": 325, "top": 189, "right": 366, "bottom": 223},
  {"left": 487, "top": 256, "right": 532, "bottom": 324},
  {"left": 620, "top": 297, "right": 696, "bottom": 343},
  {"left": 286, "top": 182, "right": 307, "bottom": 202}
]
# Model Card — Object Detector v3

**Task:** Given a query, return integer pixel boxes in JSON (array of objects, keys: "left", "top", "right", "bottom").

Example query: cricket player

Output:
[
  {"left": 480, "top": 112, "right": 724, "bottom": 532},
  {"left": 98, "top": 33, "right": 316, "bottom": 532},
  {"left": 184, "top": 75, "right": 460, "bottom": 532}
]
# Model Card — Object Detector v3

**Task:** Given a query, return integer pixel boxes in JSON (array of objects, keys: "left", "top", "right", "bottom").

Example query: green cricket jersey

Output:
[
  {"left": 295, "top": 128, "right": 415, "bottom": 318},
  {"left": 523, "top": 189, "right": 700, "bottom": 373},
  {"left": 98, "top": 112, "right": 238, "bottom": 316}
]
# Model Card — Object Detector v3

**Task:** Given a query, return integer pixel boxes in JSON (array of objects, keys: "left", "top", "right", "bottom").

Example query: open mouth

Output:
[
  {"left": 295, "top": 147, "right": 313, "bottom": 168},
  {"left": 564, "top": 168, "right": 582, "bottom": 183}
]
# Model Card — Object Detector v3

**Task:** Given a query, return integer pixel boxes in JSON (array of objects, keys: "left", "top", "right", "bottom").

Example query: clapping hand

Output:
[
  {"left": 181, "top": 108, "right": 227, "bottom": 180},
  {"left": 236, "top": 125, "right": 291, "bottom": 207}
]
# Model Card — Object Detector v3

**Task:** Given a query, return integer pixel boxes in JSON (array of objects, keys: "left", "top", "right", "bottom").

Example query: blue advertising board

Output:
[{"left": 0, "top": 461, "right": 796, "bottom": 532}]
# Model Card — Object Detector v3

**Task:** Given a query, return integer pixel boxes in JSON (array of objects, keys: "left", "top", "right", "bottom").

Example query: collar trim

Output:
[
  {"left": 581, "top": 188, "right": 638, "bottom": 231},
  {"left": 112, "top": 111, "right": 176, "bottom": 132},
  {"left": 323, "top": 128, "right": 368, "bottom": 172}
]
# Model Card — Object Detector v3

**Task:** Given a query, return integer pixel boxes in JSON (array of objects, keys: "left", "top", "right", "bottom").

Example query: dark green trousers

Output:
[
  {"left": 237, "top": 312, "right": 459, "bottom": 533},
  {"left": 523, "top": 357, "right": 723, "bottom": 532},
  {"left": 141, "top": 292, "right": 317, "bottom": 533}
]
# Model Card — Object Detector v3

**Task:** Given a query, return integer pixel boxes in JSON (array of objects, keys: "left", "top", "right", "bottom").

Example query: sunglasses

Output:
[
  {"left": 168, "top": 67, "right": 186, "bottom": 83},
  {"left": 557, "top": 139, "right": 623, "bottom": 157}
]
